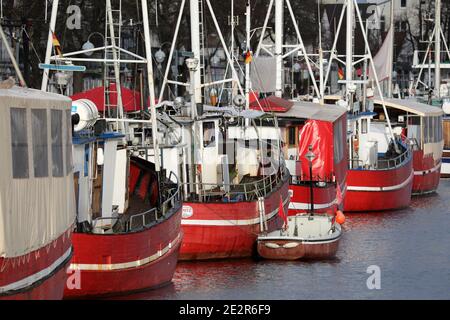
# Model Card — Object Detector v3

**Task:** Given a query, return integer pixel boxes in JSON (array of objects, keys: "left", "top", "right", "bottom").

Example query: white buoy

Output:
[
  {"left": 71, "top": 99, "right": 99, "bottom": 132},
  {"left": 442, "top": 99, "right": 450, "bottom": 115}
]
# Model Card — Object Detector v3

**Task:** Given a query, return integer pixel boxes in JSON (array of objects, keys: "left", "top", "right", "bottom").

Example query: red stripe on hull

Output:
[
  {"left": 412, "top": 150, "right": 441, "bottom": 195},
  {"left": 179, "top": 179, "right": 290, "bottom": 260},
  {"left": 345, "top": 158, "right": 413, "bottom": 212},
  {"left": 64, "top": 208, "right": 182, "bottom": 299},
  {"left": 0, "top": 229, "right": 73, "bottom": 300}
]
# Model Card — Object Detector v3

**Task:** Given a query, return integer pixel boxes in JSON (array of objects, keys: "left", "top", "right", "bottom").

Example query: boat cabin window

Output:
[
  {"left": 407, "top": 115, "right": 422, "bottom": 145},
  {"left": 288, "top": 127, "right": 297, "bottom": 146},
  {"left": 51, "top": 110, "right": 64, "bottom": 177},
  {"left": 65, "top": 110, "right": 73, "bottom": 175},
  {"left": 423, "top": 116, "right": 443, "bottom": 144},
  {"left": 31, "top": 109, "right": 49, "bottom": 178},
  {"left": 334, "top": 119, "right": 345, "bottom": 164},
  {"left": 203, "top": 121, "right": 216, "bottom": 148},
  {"left": 361, "top": 118, "right": 368, "bottom": 134},
  {"left": 10, "top": 108, "right": 29, "bottom": 179}
]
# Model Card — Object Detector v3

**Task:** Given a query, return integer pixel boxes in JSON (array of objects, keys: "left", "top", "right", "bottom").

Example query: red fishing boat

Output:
[
  {"left": 344, "top": 110, "right": 414, "bottom": 212},
  {"left": 255, "top": 97, "right": 348, "bottom": 217},
  {"left": 443, "top": 110, "right": 450, "bottom": 178},
  {"left": 0, "top": 86, "right": 75, "bottom": 300},
  {"left": 64, "top": 103, "right": 183, "bottom": 298},
  {"left": 163, "top": 108, "right": 290, "bottom": 261},
  {"left": 373, "top": 98, "right": 444, "bottom": 195}
]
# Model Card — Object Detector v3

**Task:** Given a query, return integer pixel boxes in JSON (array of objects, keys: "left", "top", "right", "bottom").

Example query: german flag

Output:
[
  {"left": 338, "top": 67, "right": 344, "bottom": 80},
  {"left": 244, "top": 50, "right": 253, "bottom": 64},
  {"left": 52, "top": 32, "right": 63, "bottom": 58}
]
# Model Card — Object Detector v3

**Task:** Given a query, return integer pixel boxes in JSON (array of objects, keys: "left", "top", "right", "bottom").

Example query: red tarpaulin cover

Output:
[
  {"left": 70, "top": 84, "right": 147, "bottom": 112},
  {"left": 249, "top": 95, "right": 294, "bottom": 113},
  {"left": 298, "top": 119, "right": 334, "bottom": 181}
]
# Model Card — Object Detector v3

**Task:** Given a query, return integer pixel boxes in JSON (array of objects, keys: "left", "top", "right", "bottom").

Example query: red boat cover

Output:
[
  {"left": 71, "top": 85, "right": 146, "bottom": 112},
  {"left": 249, "top": 95, "right": 294, "bottom": 113},
  {"left": 298, "top": 120, "right": 334, "bottom": 181}
]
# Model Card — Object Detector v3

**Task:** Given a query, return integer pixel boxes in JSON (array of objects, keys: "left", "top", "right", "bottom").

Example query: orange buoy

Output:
[{"left": 336, "top": 210, "right": 346, "bottom": 225}]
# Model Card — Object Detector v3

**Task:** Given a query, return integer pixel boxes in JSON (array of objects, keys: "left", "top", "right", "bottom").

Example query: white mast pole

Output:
[
  {"left": 158, "top": 0, "right": 186, "bottom": 102},
  {"left": 388, "top": 0, "right": 394, "bottom": 98},
  {"left": 318, "top": 0, "right": 324, "bottom": 104},
  {"left": 255, "top": 0, "right": 274, "bottom": 57},
  {"left": 275, "top": 0, "right": 284, "bottom": 98},
  {"left": 142, "top": 0, "right": 161, "bottom": 172},
  {"left": 346, "top": 0, "right": 353, "bottom": 99},
  {"left": 106, "top": 0, "right": 124, "bottom": 121},
  {"left": 41, "top": 0, "right": 59, "bottom": 91},
  {"left": 0, "top": 25, "right": 27, "bottom": 87},
  {"left": 353, "top": 0, "right": 396, "bottom": 144},
  {"left": 435, "top": 0, "right": 441, "bottom": 98},
  {"left": 205, "top": 0, "right": 244, "bottom": 97},
  {"left": 190, "top": 0, "right": 202, "bottom": 103},
  {"left": 245, "top": 0, "right": 251, "bottom": 109}
]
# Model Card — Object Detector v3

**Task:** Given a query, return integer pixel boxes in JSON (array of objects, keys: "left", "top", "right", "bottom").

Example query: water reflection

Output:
[{"left": 116, "top": 180, "right": 450, "bottom": 300}]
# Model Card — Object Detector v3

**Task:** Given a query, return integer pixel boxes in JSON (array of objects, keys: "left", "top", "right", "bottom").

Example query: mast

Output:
[
  {"left": 435, "top": 0, "right": 441, "bottom": 98},
  {"left": 275, "top": 0, "right": 284, "bottom": 98},
  {"left": 0, "top": 25, "right": 27, "bottom": 87},
  {"left": 245, "top": 0, "right": 251, "bottom": 109},
  {"left": 190, "top": 0, "right": 202, "bottom": 104},
  {"left": 345, "top": 0, "right": 353, "bottom": 99},
  {"left": 41, "top": 0, "right": 59, "bottom": 91},
  {"left": 388, "top": 0, "right": 394, "bottom": 98},
  {"left": 318, "top": 0, "right": 324, "bottom": 104},
  {"left": 141, "top": 0, "right": 161, "bottom": 172}
]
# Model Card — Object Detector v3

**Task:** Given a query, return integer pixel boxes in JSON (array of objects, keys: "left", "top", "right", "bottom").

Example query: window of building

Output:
[
  {"left": 401, "top": 0, "right": 407, "bottom": 8},
  {"left": 51, "top": 109, "right": 64, "bottom": 177},
  {"left": 31, "top": 109, "right": 49, "bottom": 178},
  {"left": 10, "top": 108, "right": 29, "bottom": 179}
]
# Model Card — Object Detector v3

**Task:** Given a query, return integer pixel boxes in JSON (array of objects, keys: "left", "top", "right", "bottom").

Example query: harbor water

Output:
[{"left": 119, "top": 179, "right": 450, "bottom": 300}]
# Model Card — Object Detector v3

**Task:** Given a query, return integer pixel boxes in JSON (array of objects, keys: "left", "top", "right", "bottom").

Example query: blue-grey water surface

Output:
[{"left": 123, "top": 179, "right": 450, "bottom": 300}]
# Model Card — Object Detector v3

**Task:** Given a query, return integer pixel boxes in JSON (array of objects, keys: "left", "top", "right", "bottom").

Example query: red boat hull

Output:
[
  {"left": 179, "top": 178, "right": 290, "bottom": 260},
  {"left": 0, "top": 229, "right": 73, "bottom": 300},
  {"left": 412, "top": 150, "right": 442, "bottom": 195},
  {"left": 64, "top": 209, "right": 182, "bottom": 299},
  {"left": 344, "top": 158, "right": 413, "bottom": 212},
  {"left": 257, "top": 238, "right": 340, "bottom": 261},
  {"left": 288, "top": 181, "right": 346, "bottom": 216}
]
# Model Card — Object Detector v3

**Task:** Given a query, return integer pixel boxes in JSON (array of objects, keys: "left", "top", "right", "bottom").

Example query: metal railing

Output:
[
  {"left": 349, "top": 146, "right": 412, "bottom": 171},
  {"left": 183, "top": 165, "right": 289, "bottom": 203},
  {"left": 91, "top": 171, "right": 182, "bottom": 234}
]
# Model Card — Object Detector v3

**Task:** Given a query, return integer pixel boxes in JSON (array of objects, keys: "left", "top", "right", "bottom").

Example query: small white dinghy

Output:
[{"left": 257, "top": 214, "right": 343, "bottom": 260}]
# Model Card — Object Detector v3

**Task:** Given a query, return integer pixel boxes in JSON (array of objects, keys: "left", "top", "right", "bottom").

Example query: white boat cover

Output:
[
  {"left": 0, "top": 87, "right": 76, "bottom": 258},
  {"left": 275, "top": 100, "right": 347, "bottom": 123},
  {"left": 374, "top": 98, "right": 444, "bottom": 117}
]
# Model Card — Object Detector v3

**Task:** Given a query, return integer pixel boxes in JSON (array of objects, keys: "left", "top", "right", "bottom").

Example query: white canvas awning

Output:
[
  {"left": 275, "top": 100, "right": 347, "bottom": 123},
  {"left": 0, "top": 87, "right": 75, "bottom": 258},
  {"left": 374, "top": 98, "right": 444, "bottom": 117}
]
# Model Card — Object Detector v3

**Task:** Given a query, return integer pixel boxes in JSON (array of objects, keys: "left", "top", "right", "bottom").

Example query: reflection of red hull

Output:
[
  {"left": 179, "top": 179, "right": 290, "bottom": 261},
  {"left": 412, "top": 150, "right": 441, "bottom": 195},
  {"left": 288, "top": 182, "right": 346, "bottom": 216},
  {"left": 64, "top": 209, "right": 182, "bottom": 299},
  {"left": 0, "top": 229, "right": 73, "bottom": 300},
  {"left": 344, "top": 158, "right": 413, "bottom": 212}
]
